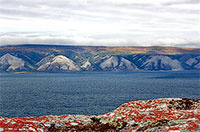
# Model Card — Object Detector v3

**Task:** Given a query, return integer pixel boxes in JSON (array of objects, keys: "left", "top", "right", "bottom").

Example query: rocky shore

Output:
[{"left": 0, "top": 98, "right": 200, "bottom": 132}]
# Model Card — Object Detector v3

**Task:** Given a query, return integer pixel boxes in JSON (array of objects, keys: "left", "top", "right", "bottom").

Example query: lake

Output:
[{"left": 0, "top": 71, "right": 199, "bottom": 117}]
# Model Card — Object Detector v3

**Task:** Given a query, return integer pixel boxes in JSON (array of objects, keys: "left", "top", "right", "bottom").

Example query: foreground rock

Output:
[{"left": 0, "top": 98, "right": 199, "bottom": 131}]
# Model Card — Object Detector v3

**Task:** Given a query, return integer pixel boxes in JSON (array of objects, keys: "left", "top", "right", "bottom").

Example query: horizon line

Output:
[{"left": 1, "top": 44, "right": 200, "bottom": 49}]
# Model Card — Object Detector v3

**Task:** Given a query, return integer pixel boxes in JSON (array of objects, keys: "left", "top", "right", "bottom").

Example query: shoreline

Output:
[{"left": 1, "top": 70, "right": 199, "bottom": 74}]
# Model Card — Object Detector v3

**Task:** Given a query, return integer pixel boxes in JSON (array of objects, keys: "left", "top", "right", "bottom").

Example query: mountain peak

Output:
[
  {"left": 37, "top": 55, "right": 80, "bottom": 72},
  {"left": 0, "top": 53, "right": 25, "bottom": 71},
  {"left": 141, "top": 55, "right": 183, "bottom": 71},
  {"left": 51, "top": 55, "right": 72, "bottom": 63},
  {"left": 100, "top": 56, "right": 137, "bottom": 71}
]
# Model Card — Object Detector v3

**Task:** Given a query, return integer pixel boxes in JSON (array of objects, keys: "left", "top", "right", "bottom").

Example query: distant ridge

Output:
[
  {"left": 1, "top": 44, "right": 199, "bottom": 55},
  {"left": 1, "top": 44, "right": 199, "bottom": 48},
  {"left": 0, "top": 44, "right": 199, "bottom": 72},
  {"left": 1, "top": 44, "right": 107, "bottom": 48}
]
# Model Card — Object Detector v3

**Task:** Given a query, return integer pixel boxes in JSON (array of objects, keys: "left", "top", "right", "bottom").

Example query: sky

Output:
[{"left": 0, "top": 0, "right": 199, "bottom": 47}]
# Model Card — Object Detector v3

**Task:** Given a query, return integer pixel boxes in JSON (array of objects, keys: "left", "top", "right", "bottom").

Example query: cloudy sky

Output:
[{"left": 0, "top": 0, "right": 199, "bottom": 47}]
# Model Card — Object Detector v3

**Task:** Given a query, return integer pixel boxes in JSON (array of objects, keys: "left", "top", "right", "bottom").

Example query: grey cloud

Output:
[
  {"left": 0, "top": 0, "right": 199, "bottom": 48},
  {"left": 0, "top": 34, "right": 199, "bottom": 48},
  {"left": 176, "top": 43, "right": 200, "bottom": 48},
  {"left": 162, "top": 0, "right": 199, "bottom": 6},
  {"left": 0, "top": 0, "right": 90, "bottom": 12},
  {"left": 0, "top": 6, "right": 108, "bottom": 22},
  {"left": 1, "top": 0, "right": 198, "bottom": 23},
  {"left": 0, "top": 16, "right": 21, "bottom": 20},
  {"left": 0, "top": 35, "right": 75, "bottom": 45},
  {"left": 0, "top": 32, "right": 43, "bottom": 36},
  {"left": 0, "top": 8, "right": 48, "bottom": 18}
]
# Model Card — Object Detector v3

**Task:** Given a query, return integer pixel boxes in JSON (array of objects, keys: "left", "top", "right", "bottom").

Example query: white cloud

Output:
[{"left": 0, "top": 0, "right": 199, "bottom": 47}]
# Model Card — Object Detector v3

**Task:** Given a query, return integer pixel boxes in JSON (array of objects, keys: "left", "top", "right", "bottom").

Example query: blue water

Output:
[{"left": 0, "top": 71, "right": 199, "bottom": 117}]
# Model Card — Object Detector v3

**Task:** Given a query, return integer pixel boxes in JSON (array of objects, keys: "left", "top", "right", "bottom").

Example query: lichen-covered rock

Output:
[{"left": 0, "top": 98, "right": 199, "bottom": 132}]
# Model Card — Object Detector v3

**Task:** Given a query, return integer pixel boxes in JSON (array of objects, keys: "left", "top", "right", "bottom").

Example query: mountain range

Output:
[{"left": 0, "top": 44, "right": 199, "bottom": 72}]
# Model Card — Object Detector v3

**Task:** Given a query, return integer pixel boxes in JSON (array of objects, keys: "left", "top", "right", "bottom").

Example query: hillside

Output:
[{"left": 0, "top": 45, "right": 200, "bottom": 72}]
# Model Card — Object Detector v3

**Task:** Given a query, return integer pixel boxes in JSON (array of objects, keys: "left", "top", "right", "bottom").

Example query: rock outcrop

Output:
[
  {"left": 81, "top": 60, "right": 96, "bottom": 71},
  {"left": 0, "top": 53, "right": 26, "bottom": 71},
  {"left": 141, "top": 55, "right": 183, "bottom": 71},
  {"left": 1, "top": 98, "right": 199, "bottom": 131},
  {"left": 36, "top": 54, "right": 55, "bottom": 67},
  {"left": 100, "top": 56, "right": 138, "bottom": 71},
  {"left": 186, "top": 56, "right": 200, "bottom": 70},
  {"left": 37, "top": 55, "right": 80, "bottom": 72}
]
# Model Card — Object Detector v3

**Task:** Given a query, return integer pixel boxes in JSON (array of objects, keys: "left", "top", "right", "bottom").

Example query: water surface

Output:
[{"left": 0, "top": 71, "right": 199, "bottom": 117}]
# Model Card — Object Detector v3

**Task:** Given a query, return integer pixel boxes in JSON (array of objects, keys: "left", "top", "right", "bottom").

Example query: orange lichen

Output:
[{"left": 0, "top": 98, "right": 199, "bottom": 131}]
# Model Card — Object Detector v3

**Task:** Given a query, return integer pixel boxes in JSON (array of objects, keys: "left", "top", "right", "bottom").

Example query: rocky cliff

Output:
[{"left": 0, "top": 98, "right": 199, "bottom": 131}]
